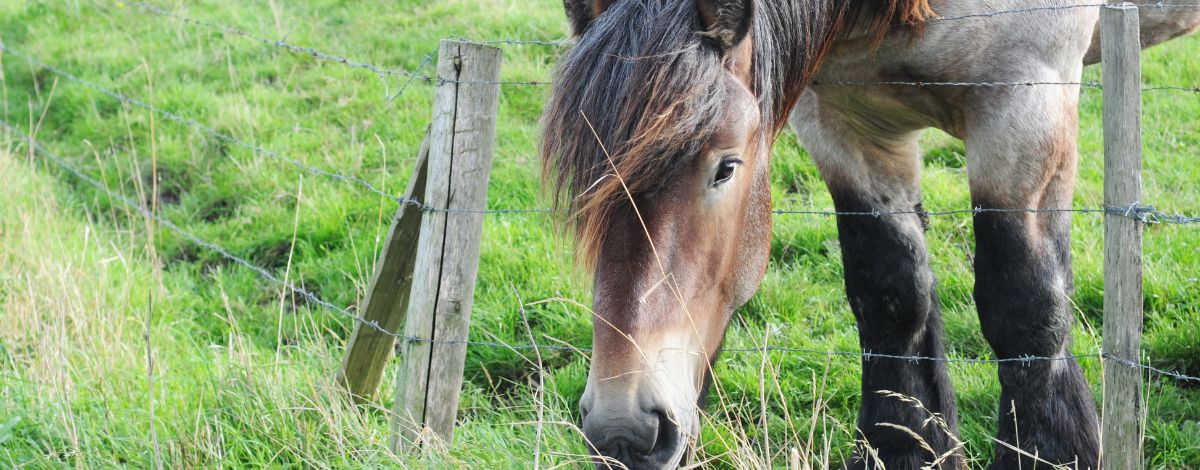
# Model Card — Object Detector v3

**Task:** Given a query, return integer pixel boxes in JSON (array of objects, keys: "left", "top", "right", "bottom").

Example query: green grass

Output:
[{"left": 1, "top": 1, "right": 1198, "bottom": 468}]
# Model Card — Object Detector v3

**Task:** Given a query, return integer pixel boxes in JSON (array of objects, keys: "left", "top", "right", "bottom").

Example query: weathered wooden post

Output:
[
  {"left": 1101, "top": 4, "right": 1144, "bottom": 470},
  {"left": 390, "top": 40, "right": 502, "bottom": 451},
  {"left": 336, "top": 129, "right": 430, "bottom": 402}
]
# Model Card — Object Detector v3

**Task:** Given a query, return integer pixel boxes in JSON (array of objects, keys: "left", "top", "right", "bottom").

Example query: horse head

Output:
[{"left": 542, "top": 0, "right": 770, "bottom": 466}]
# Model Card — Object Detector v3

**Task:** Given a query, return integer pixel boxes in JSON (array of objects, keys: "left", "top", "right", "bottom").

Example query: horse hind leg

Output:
[
  {"left": 965, "top": 86, "right": 1099, "bottom": 469},
  {"left": 791, "top": 92, "right": 963, "bottom": 470}
]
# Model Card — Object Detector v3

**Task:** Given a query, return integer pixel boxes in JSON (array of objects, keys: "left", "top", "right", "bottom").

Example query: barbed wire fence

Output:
[
  {"left": 2, "top": 0, "right": 1200, "bottom": 464},
  {"left": 7, "top": 99, "right": 1197, "bottom": 367}
]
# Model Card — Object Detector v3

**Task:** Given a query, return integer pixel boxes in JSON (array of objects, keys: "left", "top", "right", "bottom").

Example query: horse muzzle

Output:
[{"left": 579, "top": 369, "right": 698, "bottom": 469}]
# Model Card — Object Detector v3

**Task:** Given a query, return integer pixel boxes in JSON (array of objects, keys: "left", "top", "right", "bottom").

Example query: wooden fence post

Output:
[
  {"left": 336, "top": 129, "right": 430, "bottom": 402},
  {"left": 1101, "top": 4, "right": 1144, "bottom": 470},
  {"left": 390, "top": 40, "right": 502, "bottom": 451}
]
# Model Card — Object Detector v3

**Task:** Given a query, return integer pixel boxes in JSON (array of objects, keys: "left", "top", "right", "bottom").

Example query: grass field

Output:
[{"left": 1, "top": 1, "right": 1198, "bottom": 468}]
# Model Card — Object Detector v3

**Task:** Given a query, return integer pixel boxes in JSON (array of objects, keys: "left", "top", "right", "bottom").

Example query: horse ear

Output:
[
  {"left": 564, "top": 0, "right": 616, "bottom": 37},
  {"left": 695, "top": 0, "right": 754, "bottom": 51}
]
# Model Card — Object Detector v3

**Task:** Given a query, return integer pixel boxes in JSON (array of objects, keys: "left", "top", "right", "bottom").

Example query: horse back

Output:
[{"left": 1082, "top": 2, "right": 1200, "bottom": 65}]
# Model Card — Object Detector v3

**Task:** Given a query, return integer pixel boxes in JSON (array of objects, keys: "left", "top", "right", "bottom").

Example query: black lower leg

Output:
[
  {"left": 974, "top": 211, "right": 1099, "bottom": 469},
  {"left": 834, "top": 194, "right": 962, "bottom": 470}
]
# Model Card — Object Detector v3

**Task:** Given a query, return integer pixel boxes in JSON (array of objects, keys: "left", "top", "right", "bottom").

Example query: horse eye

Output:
[{"left": 712, "top": 158, "right": 741, "bottom": 187}]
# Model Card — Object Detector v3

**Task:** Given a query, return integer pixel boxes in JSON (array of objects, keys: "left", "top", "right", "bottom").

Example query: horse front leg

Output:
[
  {"left": 832, "top": 189, "right": 962, "bottom": 470},
  {"left": 966, "top": 90, "right": 1100, "bottom": 469},
  {"left": 792, "top": 96, "right": 963, "bottom": 470}
]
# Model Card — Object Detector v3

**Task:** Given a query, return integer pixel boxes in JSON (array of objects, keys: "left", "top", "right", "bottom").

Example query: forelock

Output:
[{"left": 540, "top": 0, "right": 732, "bottom": 269}]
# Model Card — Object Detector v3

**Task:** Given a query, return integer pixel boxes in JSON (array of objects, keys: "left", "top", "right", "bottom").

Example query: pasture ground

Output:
[{"left": 1, "top": 1, "right": 1198, "bottom": 468}]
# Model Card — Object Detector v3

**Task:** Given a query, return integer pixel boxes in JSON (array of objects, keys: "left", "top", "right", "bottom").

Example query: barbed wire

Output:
[
  {"left": 425, "top": 205, "right": 1199, "bottom": 224},
  {"left": 448, "top": 4, "right": 1200, "bottom": 43},
  {"left": 924, "top": 2, "right": 1200, "bottom": 24},
  {"left": 1102, "top": 353, "right": 1200, "bottom": 383},
  {"left": 1135, "top": 83, "right": 1200, "bottom": 94},
  {"left": 1142, "top": 84, "right": 1200, "bottom": 93},
  {"left": 771, "top": 206, "right": 1200, "bottom": 224},
  {"left": 443, "top": 35, "right": 572, "bottom": 47},
  {"left": 812, "top": 79, "right": 1200, "bottom": 93},
  {"left": 812, "top": 80, "right": 1105, "bottom": 89},
  {"left": 0, "top": 119, "right": 407, "bottom": 340}
]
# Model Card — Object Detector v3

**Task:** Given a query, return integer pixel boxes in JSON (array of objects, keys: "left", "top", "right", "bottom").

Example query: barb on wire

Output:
[
  {"left": 0, "top": 119, "right": 408, "bottom": 339},
  {"left": 0, "top": 43, "right": 415, "bottom": 204}
]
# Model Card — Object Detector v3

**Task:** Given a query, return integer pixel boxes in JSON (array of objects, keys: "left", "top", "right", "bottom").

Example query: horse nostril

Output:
[{"left": 648, "top": 409, "right": 680, "bottom": 460}]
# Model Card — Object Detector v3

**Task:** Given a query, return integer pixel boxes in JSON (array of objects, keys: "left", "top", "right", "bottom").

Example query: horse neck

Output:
[{"left": 755, "top": 0, "right": 924, "bottom": 129}]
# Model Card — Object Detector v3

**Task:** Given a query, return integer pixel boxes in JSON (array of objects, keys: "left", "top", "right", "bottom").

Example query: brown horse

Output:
[{"left": 539, "top": 0, "right": 1200, "bottom": 468}]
